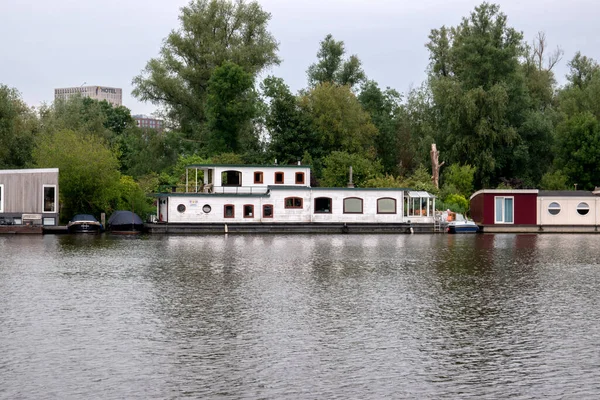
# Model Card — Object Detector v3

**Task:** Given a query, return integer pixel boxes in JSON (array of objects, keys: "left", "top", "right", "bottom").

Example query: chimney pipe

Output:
[{"left": 347, "top": 166, "right": 354, "bottom": 188}]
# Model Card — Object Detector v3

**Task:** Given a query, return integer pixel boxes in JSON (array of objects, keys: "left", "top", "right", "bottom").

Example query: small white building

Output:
[{"left": 154, "top": 164, "right": 436, "bottom": 229}]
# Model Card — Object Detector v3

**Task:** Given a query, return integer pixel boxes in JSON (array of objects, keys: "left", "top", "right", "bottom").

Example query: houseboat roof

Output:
[
  {"left": 186, "top": 164, "right": 310, "bottom": 169},
  {"left": 0, "top": 168, "right": 59, "bottom": 174},
  {"left": 538, "top": 190, "right": 598, "bottom": 197},
  {"left": 269, "top": 185, "right": 416, "bottom": 192},
  {"left": 470, "top": 189, "right": 538, "bottom": 200}
]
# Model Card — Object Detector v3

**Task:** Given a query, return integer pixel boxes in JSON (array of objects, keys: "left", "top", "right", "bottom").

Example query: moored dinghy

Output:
[
  {"left": 107, "top": 210, "right": 144, "bottom": 234},
  {"left": 67, "top": 214, "right": 104, "bottom": 234}
]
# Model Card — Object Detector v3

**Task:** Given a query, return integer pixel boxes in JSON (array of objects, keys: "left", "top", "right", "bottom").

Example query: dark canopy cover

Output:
[{"left": 108, "top": 211, "right": 143, "bottom": 226}]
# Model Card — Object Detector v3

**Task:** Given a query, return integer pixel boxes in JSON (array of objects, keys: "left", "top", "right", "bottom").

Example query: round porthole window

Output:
[
  {"left": 177, "top": 204, "right": 186, "bottom": 213},
  {"left": 577, "top": 202, "right": 590, "bottom": 216},
  {"left": 548, "top": 202, "right": 561, "bottom": 216},
  {"left": 202, "top": 204, "right": 212, "bottom": 213}
]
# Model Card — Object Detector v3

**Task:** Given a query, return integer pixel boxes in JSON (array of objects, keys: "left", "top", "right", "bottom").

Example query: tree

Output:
[
  {"left": 566, "top": 52, "right": 599, "bottom": 90},
  {"left": 307, "top": 34, "right": 365, "bottom": 89},
  {"left": 554, "top": 112, "right": 600, "bottom": 190},
  {"left": 427, "top": 2, "right": 529, "bottom": 188},
  {"left": 205, "top": 61, "right": 258, "bottom": 154},
  {"left": 33, "top": 129, "right": 122, "bottom": 220},
  {"left": 132, "top": 0, "right": 279, "bottom": 142},
  {"left": 262, "top": 76, "right": 316, "bottom": 164},
  {"left": 441, "top": 164, "right": 476, "bottom": 197},
  {"left": 358, "top": 80, "right": 403, "bottom": 174},
  {"left": 0, "top": 85, "right": 38, "bottom": 168},
  {"left": 320, "top": 151, "right": 383, "bottom": 187},
  {"left": 299, "top": 82, "right": 378, "bottom": 157}
]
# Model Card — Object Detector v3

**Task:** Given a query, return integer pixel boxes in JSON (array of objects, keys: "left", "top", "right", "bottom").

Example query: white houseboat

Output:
[{"left": 148, "top": 163, "right": 437, "bottom": 234}]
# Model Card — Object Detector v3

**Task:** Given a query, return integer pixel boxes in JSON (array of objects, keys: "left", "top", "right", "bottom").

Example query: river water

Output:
[{"left": 1, "top": 233, "right": 600, "bottom": 399}]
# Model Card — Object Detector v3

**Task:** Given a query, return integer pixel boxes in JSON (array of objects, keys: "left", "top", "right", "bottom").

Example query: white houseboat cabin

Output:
[{"left": 153, "top": 164, "right": 436, "bottom": 230}]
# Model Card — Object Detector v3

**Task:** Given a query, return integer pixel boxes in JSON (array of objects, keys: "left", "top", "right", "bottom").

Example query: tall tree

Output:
[
  {"left": 299, "top": 82, "right": 378, "bottom": 158},
  {"left": 132, "top": 0, "right": 279, "bottom": 143},
  {"left": 205, "top": 61, "right": 258, "bottom": 154},
  {"left": 307, "top": 34, "right": 365, "bottom": 89},
  {"left": 358, "top": 80, "right": 402, "bottom": 174},
  {"left": 262, "top": 76, "right": 316, "bottom": 164},
  {"left": 0, "top": 85, "right": 38, "bottom": 168},
  {"left": 427, "top": 2, "right": 529, "bottom": 188}
]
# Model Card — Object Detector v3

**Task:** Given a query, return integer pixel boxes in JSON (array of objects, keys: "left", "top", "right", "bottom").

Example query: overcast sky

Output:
[{"left": 2, "top": 0, "right": 598, "bottom": 116}]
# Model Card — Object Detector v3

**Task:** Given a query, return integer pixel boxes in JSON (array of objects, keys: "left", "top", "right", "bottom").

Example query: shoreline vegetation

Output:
[{"left": 2, "top": 1, "right": 599, "bottom": 225}]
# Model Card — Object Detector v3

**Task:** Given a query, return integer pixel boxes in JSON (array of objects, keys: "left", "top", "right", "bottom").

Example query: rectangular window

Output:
[
  {"left": 494, "top": 196, "right": 514, "bottom": 224},
  {"left": 284, "top": 197, "right": 303, "bottom": 209},
  {"left": 243, "top": 204, "right": 254, "bottom": 218},
  {"left": 254, "top": 172, "right": 263, "bottom": 184},
  {"left": 224, "top": 204, "right": 235, "bottom": 218},
  {"left": 314, "top": 197, "right": 332, "bottom": 213},
  {"left": 295, "top": 172, "right": 305, "bottom": 184},
  {"left": 43, "top": 185, "right": 56, "bottom": 213},
  {"left": 263, "top": 204, "right": 273, "bottom": 218},
  {"left": 344, "top": 197, "right": 363, "bottom": 214},
  {"left": 0, "top": 184, "right": 3, "bottom": 213},
  {"left": 275, "top": 172, "right": 284, "bottom": 184},
  {"left": 377, "top": 198, "right": 396, "bottom": 214}
]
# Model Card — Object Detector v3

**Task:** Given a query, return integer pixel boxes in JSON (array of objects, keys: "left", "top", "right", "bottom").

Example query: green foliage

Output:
[
  {"left": 566, "top": 52, "right": 599, "bottom": 89},
  {"left": 320, "top": 151, "right": 383, "bottom": 187},
  {"left": 440, "top": 193, "right": 469, "bottom": 214},
  {"left": 427, "top": 2, "right": 531, "bottom": 188},
  {"left": 0, "top": 85, "right": 38, "bottom": 168},
  {"left": 363, "top": 174, "right": 405, "bottom": 188},
  {"left": 554, "top": 112, "right": 600, "bottom": 190},
  {"left": 299, "top": 82, "right": 378, "bottom": 157},
  {"left": 33, "top": 129, "right": 121, "bottom": 220},
  {"left": 402, "top": 165, "right": 438, "bottom": 194},
  {"left": 307, "top": 34, "right": 366, "bottom": 89},
  {"left": 441, "top": 164, "right": 476, "bottom": 197},
  {"left": 206, "top": 61, "right": 258, "bottom": 154},
  {"left": 262, "top": 76, "right": 316, "bottom": 164},
  {"left": 358, "top": 80, "right": 403, "bottom": 175},
  {"left": 118, "top": 128, "right": 183, "bottom": 178},
  {"left": 114, "top": 175, "right": 155, "bottom": 219},
  {"left": 132, "top": 0, "right": 279, "bottom": 141},
  {"left": 539, "top": 170, "right": 569, "bottom": 190}
]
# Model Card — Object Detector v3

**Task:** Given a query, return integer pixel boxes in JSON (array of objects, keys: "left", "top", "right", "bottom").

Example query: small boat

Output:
[
  {"left": 67, "top": 214, "right": 104, "bottom": 234},
  {"left": 107, "top": 210, "right": 144, "bottom": 234},
  {"left": 447, "top": 213, "right": 479, "bottom": 234}
]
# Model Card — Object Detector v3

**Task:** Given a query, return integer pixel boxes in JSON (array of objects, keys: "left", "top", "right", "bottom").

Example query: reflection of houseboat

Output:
[
  {"left": 148, "top": 164, "right": 437, "bottom": 234},
  {"left": 470, "top": 189, "right": 600, "bottom": 232}
]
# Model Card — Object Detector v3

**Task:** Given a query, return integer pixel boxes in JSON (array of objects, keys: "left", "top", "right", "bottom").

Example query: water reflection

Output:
[{"left": 1, "top": 234, "right": 600, "bottom": 399}]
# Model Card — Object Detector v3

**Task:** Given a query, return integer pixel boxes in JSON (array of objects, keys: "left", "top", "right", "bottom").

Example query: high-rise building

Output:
[
  {"left": 54, "top": 86, "right": 122, "bottom": 107},
  {"left": 133, "top": 115, "right": 165, "bottom": 132}
]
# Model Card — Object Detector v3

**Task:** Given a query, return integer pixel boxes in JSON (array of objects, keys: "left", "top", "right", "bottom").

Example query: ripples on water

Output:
[{"left": 1, "top": 234, "right": 600, "bottom": 399}]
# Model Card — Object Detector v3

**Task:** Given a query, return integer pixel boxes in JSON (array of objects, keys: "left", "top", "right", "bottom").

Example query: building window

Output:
[
  {"left": 577, "top": 202, "right": 590, "bottom": 216},
  {"left": 177, "top": 204, "right": 186, "bottom": 213},
  {"left": 0, "top": 184, "right": 3, "bottom": 213},
  {"left": 295, "top": 172, "right": 305, "bottom": 184},
  {"left": 344, "top": 197, "right": 363, "bottom": 214},
  {"left": 222, "top": 170, "right": 242, "bottom": 186},
  {"left": 224, "top": 204, "right": 235, "bottom": 218},
  {"left": 314, "top": 197, "right": 332, "bottom": 213},
  {"left": 254, "top": 172, "right": 263, "bottom": 184},
  {"left": 202, "top": 204, "right": 212, "bottom": 213},
  {"left": 275, "top": 172, "right": 284, "bottom": 184},
  {"left": 243, "top": 204, "right": 254, "bottom": 218},
  {"left": 495, "top": 196, "right": 514, "bottom": 223},
  {"left": 263, "top": 204, "right": 273, "bottom": 218},
  {"left": 43, "top": 185, "right": 56, "bottom": 213},
  {"left": 285, "top": 197, "right": 303, "bottom": 209},
  {"left": 548, "top": 201, "right": 561, "bottom": 216},
  {"left": 377, "top": 197, "right": 396, "bottom": 214}
]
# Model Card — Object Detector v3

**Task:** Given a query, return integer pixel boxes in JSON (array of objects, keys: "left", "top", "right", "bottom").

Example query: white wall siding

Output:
[{"left": 538, "top": 197, "right": 599, "bottom": 226}]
